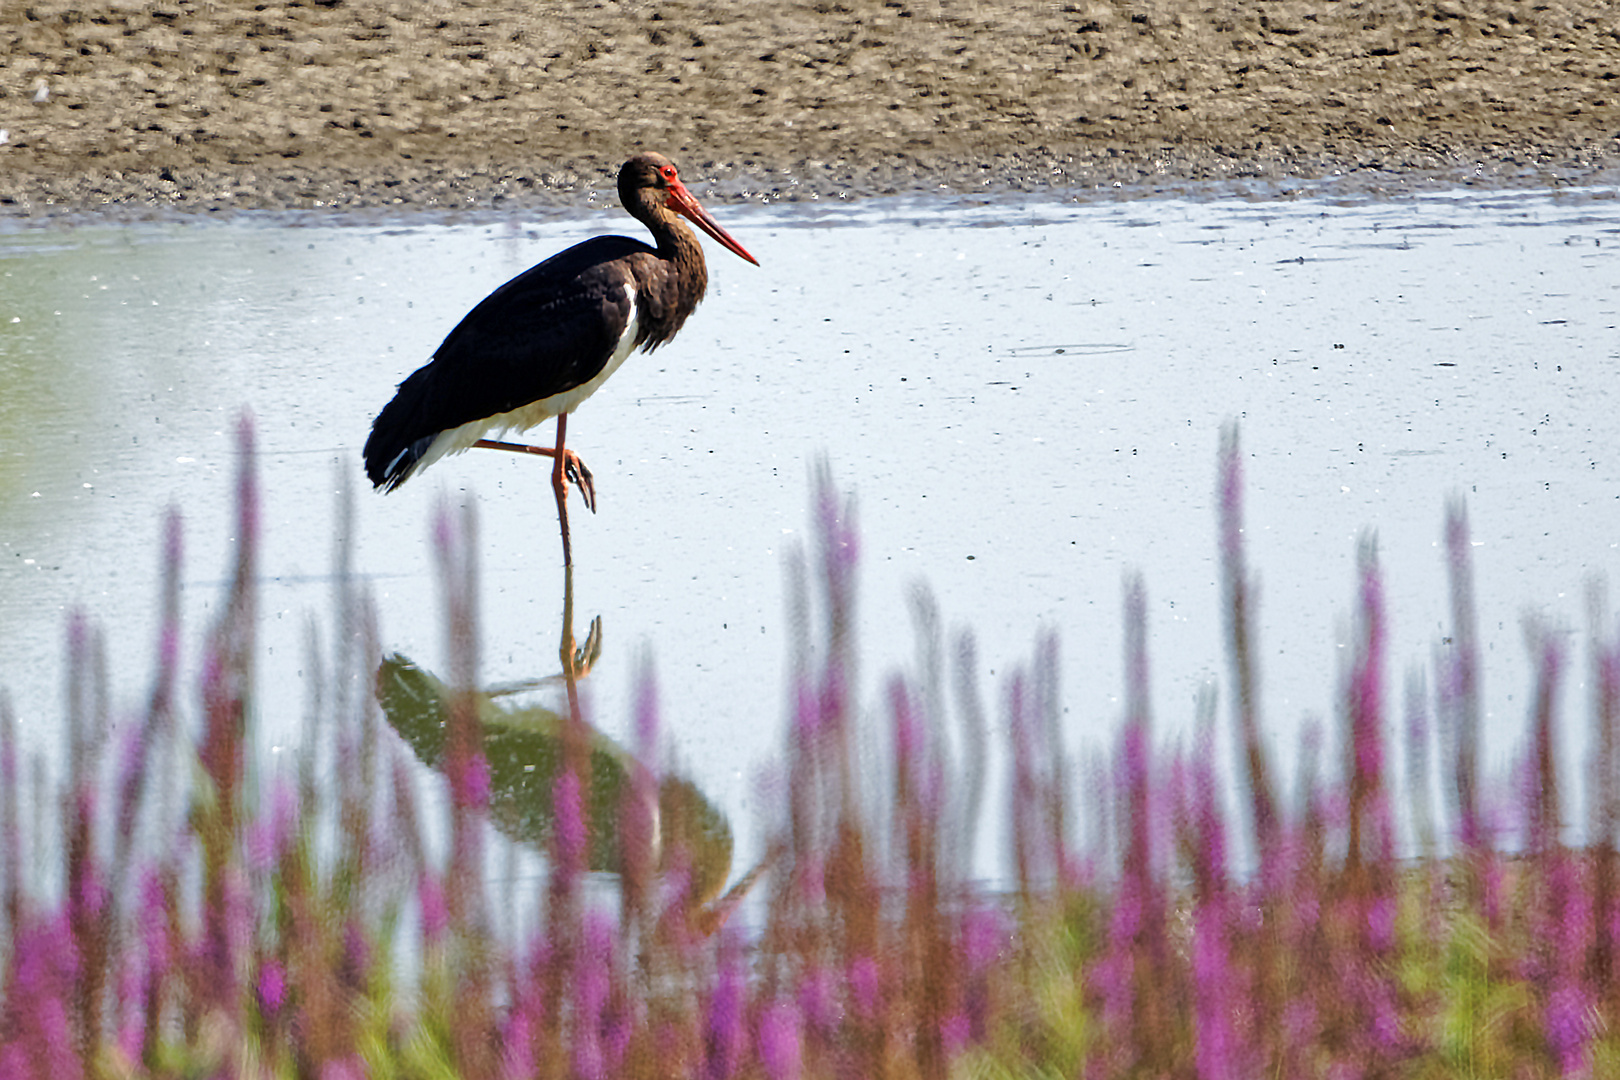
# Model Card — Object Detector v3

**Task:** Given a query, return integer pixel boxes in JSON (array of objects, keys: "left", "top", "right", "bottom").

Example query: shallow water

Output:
[{"left": 1, "top": 187, "right": 1617, "bottom": 875}]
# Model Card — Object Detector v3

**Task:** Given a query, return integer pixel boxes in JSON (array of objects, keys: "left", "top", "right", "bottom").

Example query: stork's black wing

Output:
[{"left": 364, "top": 235, "right": 651, "bottom": 490}]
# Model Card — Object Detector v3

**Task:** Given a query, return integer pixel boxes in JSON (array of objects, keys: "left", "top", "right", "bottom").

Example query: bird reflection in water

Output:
[{"left": 376, "top": 564, "right": 769, "bottom": 933}]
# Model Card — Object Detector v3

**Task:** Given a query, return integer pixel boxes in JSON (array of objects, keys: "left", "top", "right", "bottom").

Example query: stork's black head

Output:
[
  {"left": 618, "top": 152, "right": 678, "bottom": 209},
  {"left": 616, "top": 153, "right": 759, "bottom": 267}
]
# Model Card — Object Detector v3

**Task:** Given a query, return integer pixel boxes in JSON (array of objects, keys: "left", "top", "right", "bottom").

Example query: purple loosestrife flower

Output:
[
  {"left": 601, "top": 1000, "right": 633, "bottom": 1079},
  {"left": 573, "top": 1027, "right": 605, "bottom": 1080},
  {"left": 1185, "top": 728, "right": 1249, "bottom": 1080},
  {"left": 1551, "top": 853, "right": 1591, "bottom": 973},
  {"left": 818, "top": 659, "right": 849, "bottom": 745},
  {"left": 1442, "top": 497, "right": 1482, "bottom": 852},
  {"left": 1093, "top": 874, "right": 1140, "bottom": 1037},
  {"left": 1007, "top": 670, "right": 1039, "bottom": 893},
  {"left": 111, "top": 723, "right": 148, "bottom": 867},
  {"left": 24, "top": 999, "right": 77, "bottom": 1080},
  {"left": 1281, "top": 999, "right": 1318, "bottom": 1049},
  {"left": 461, "top": 751, "right": 492, "bottom": 813},
  {"left": 940, "top": 1012, "right": 970, "bottom": 1059},
  {"left": 319, "top": 1056, "right": 365, "bottom": 1080},
  {"left": 951, "top": 629, "right": 989, "bottom": 869},
  {"left": 419, "top": 873, "right": 449, "bottom": 943},
  {"left": 1033, "top": 629, "right": 1069, "bottom": 871},
  {"left": 705, "top": 932, "right": 747, "bottom": 1080},
  {"left": 791, "top": 673, "right": 822, "bottom": 745},
  {"left": 795, "top": 853, "right": 826, "bottom": 909},
  {"left": 1217, "top": 423, "right": 1279, "bottom": 866},
  {"left": 209, "top": 862, "right": 253, "bottom": 1003},
  {"left": 1120, "top": 575, "right": 1158, "bottom": 888},
  {"left": 1192, "top": 905, "right": 1239, "bottom": 1080},
  {"left": 1366, "top": 895, "right": 1396, "bottom": 954},
  {"left": 813, "top": 462, "right": 859, "bottom": 623},
  {"left": 247, "top": 776, "right": 297, "bottom": 873},
  {"left": 571, "top": 912, "right": 615, "bottom": 1080},
  {"left": 5, "top": 913, "right": 81, "bottom": 1080},
  {"left": 848, "top": 954, "right": 881, "bottom": 1020},
  {"left": 1345, "top": 536, "right": 1390, "bottom": 874},
  {"left": 961, "top": 903, "right": 1007, "bottom": 975},
  {"left": 891, "top": 677, "right": 921, "bottom": 787},
  {"left": 233, "top": 413, "right": 261, "bottom": 565},
  {"left": 797, "top": 965, "right": 840, "bottom": 1035},
  {"left": 67, "top": 784, "right": 107, "bottom": 913},
  {"left": 786, "top": 672, "right": 823, "bottom": 877},
  {"left": 1480, "top": 850, "right": 1504, "bottom": 929},
  {"left": 1365, "top": 973, "right": 1401, "bottom": 1057},
  {"left": 64, "top": 609, "right": 93, "bottom": 773},
  {"left": 343, "top": 919, "right": 372, "bottom": 989},
  {"left": 258, "top": 957, "right": 287, "bottom": 1019},
  {"left": 1405, "top": 670, "right": 1436, "bottom": 858},
  {"left": 1545, "top": 980, "right": 1595, "bottom": 1076},
  {"left": 514, "top": 936, "right": 552, "bottom": 1046},
  {"left": 502, "top": 1009, "right": 534, "bottom": 1080},
  {"left": 622, "top": 656, "right": 663, "bottom": 922},
  {"left": 1188, "top": 732, "right": 1227, "bottom": 890},
  {"left": 756, "top": 1000, "right": 802, "bottom": 1080},
  {"left": 810, "top": 463, "right": 859, "bottom": 759},
  {"left": 1592, "top": 630, "right": 1620, "bottom": 987},
  {"left": 656, "top": 858, "right": 696, "bottom": 952},
  {"left": 134, "top": 869, "right": 170, "bottom": 1036},
  {"left": 1525, "top": 625, "right": 1565, "bottom": 856},
  {"left": 554, "top": 769, "right": 587, "bottom": 891},
  {"left": 114, "top": 956, "right": 145, "bottom": 1064},
  {"left": 155, "top": 506, "right": 183, "bottom": 667},
  {"left": 1531, "top": 850, "right": 1594, "bottom": 1072},
  {"left": 634, "top": 653, "right": 661, "bottom": 756}
]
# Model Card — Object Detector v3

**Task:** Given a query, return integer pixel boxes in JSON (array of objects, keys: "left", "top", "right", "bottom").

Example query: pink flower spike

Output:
[
  {"left": 962, "top": 903, "right": 1007, "bottom": 974},
  {"left": 757, "top": 1001, "right": 802, "bottom": 1080},
  {"left": 848, "top": 954, "right": 881, "bottom": 1019},
  {"left": 319, "top": 1056, "right": 366, "bottom": 1080},
  {"left": 797, "top": 965, "right": 840, "bottom": 1033},
  {"left": 940, "top": 1013, "right": 971, "bottom": 1058},
  {"left": 419, "top": 873, "right": 449, "bottom": 942},
  {"left": 1546, "top": 981, "right": 1595, "bottom": 1076},
  {"left": 704, "top": 933, "right": 746, "bottom": 1080},
  {"left": 258, "top": 957, "right": 287, "bottom": 1018},
  {"left": 554, "top": 769, "right": 586, "bottom": 880},
  {"left": 460, "top": 751, "right": 491, "bottom": 811}
]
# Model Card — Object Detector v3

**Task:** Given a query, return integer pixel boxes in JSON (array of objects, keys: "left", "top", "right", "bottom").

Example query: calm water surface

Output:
[{"left": 2, "top": 187, "right": 1618, "bottom": 873}]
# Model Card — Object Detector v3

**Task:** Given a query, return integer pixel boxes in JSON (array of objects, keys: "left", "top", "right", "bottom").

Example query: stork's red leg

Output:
[
  {"left": 473, "top": 438, "right": 596, "bottom": 513},
  {"left": 551, "top": 414, "right": 574, "bottom": 567}
]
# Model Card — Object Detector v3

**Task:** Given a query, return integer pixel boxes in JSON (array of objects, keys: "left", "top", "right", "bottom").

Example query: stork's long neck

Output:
[
  {"left": 650, "top": 212, "right": 709, "bottom": 311},
  {"left": 628, "top": 207, "right": 711, "bottom": 350}
]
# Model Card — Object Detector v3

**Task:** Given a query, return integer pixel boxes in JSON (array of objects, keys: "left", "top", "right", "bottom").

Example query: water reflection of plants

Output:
[{"left": 3, "top": 415, "right": 1620, "bottom": 1077}]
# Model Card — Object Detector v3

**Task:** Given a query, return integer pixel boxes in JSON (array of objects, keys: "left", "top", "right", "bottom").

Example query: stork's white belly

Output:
[{"left": 419, "top": 292, "right": 639, "bottom": 472}]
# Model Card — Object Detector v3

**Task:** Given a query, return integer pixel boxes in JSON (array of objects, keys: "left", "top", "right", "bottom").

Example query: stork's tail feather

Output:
[
  {"left": 365, "top": 434, "right": 436, "bottom": 492},
  {"left": 364, "top": 372, "right": 437, "bottom": 492}
]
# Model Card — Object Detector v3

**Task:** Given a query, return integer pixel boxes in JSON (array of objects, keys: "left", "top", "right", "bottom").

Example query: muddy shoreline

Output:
[{"left": 2, "top": 0, "right": 1618, "bottom": 219}]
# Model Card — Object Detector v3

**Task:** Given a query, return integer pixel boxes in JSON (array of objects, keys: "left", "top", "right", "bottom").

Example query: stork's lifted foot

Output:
[
  {"left": 472, "top": 438, "right": 597, "bottom": 513},
  {"left": 563, "top": 450, "right": 596, "bottom": 515}
]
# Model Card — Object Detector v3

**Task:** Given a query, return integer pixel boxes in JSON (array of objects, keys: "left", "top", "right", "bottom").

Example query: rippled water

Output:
[{"left": 2, "top": 186, "right": 1617, "bottom": 871}]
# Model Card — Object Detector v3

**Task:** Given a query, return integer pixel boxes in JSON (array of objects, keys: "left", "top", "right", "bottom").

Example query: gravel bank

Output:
[{"left": 2, "top": 0, "right": 1618, "bottom": 217}]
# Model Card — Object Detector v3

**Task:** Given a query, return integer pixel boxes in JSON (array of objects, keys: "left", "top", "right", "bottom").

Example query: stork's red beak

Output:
[{"left": 666, "top": 179, "right": 760, "bottom": 266}]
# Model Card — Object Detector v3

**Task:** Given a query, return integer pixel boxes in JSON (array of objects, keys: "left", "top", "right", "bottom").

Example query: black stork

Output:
[{"left": 363, "top": 152, "right": 759, "bottom": 566}]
